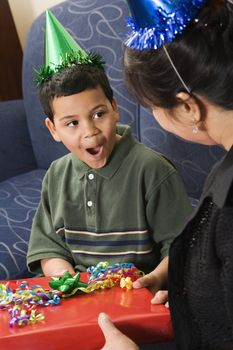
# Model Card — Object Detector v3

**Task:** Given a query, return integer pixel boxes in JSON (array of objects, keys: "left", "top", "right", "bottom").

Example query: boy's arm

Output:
[
  {"left": 41, "top": 258, "right": 75, "bottom": 276},
  {"left": 27, "top": 170, "right": 75, "bottom": 276}
]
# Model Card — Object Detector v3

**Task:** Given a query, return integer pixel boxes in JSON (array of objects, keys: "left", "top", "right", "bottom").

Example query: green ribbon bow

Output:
[{"left": 49, "top": 272, "right": 89, "bottom": 297}]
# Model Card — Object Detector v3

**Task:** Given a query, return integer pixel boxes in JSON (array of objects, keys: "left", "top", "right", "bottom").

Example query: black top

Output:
[{"left": 169, "top": 145, "right": 233, "bottom": 350}]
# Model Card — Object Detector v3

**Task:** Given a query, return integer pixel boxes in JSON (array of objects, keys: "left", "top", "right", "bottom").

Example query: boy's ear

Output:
[
  {"left": 112, "top": 97, "right": 120, "bottom": 121},
  {"left": 45, "top": 117, "right": 61, "bottom": 142}
]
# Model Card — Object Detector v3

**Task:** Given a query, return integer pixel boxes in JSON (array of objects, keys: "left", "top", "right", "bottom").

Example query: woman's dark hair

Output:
[
  {"left": 124, "top": 0, "right": 233, "bottom": 111},
  {"left": 39, "top": 65, "right": 113, "bottom": 121}
]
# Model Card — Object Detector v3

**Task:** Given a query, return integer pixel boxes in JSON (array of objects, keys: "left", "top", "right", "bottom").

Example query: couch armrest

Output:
[{"left": 0, "top": 100, "right": 37, "bottom": 181}]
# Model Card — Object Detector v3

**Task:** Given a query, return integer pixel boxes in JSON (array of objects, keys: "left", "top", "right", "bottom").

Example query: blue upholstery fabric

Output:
[
  {"left": 0, "top": 0, "right": 226, "bottom": 280},
  {"left": 0, "top": 170, "right": 45, "bottom": 279},
  {"left": 0, "top": 100, "right": 37, "bottom": 182}
]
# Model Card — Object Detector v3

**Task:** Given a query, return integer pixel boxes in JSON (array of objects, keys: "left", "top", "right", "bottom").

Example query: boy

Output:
[{"left": 27, "top": 11, "right": 192, "bottom": 287}]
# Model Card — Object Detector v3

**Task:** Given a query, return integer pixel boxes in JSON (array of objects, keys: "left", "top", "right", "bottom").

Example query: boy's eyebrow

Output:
[
  {"left": 91, "top": 104, "right": 106, "bottom": 111},
  {"left": 58, "top": 115, "right": 75, "bottom": 121},
  {"left": 58, "top": 104, "right": 107, "bottom": 121}
]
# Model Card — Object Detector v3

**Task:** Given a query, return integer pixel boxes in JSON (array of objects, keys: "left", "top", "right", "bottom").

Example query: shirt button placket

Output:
[{"left": 86, "top": 172, "right": 96, "bottom": 226}]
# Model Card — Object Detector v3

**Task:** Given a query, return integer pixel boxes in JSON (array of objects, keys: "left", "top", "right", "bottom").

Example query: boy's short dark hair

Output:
[{"left": 39, "top": 65, "right": 113, "bottom": 121}]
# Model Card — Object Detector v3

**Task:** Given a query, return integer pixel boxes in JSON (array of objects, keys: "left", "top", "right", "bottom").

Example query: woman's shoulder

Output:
[{"left": 201, "top": 146, "right": 233, "bottom": 207}]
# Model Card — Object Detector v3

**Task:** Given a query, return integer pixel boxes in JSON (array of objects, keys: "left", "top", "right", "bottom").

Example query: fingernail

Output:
[
  {"left": 151, "top": 296, "right": 158, "bottom": 304},
  {"left": 133, "top": 281, "right": 141, "bottom": 288},
  {"left": 99, "top": 312, "right": 107, "bottom": 321}
]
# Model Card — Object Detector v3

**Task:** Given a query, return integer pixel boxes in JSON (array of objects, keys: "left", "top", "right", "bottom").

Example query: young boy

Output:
[{"left": 27, "top": 11, "right": 192, "bottom": 288}]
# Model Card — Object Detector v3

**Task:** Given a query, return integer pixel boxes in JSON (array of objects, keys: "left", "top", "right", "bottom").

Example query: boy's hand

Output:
[
  {"left": 133, "top": 256, "right": 169, "bottom": 306},
  {"left": 41, "top": 258, "right": 75, "bottom": 276},
  {"left": 98, "top": 313, "right": 139, "bottom": 350}
]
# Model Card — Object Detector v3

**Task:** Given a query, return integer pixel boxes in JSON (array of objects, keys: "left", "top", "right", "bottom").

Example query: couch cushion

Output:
[
  {"left": 0, "top": 169, "right": 46, "bottom": 280},
  {"left": 0, "top": 100, "right": 37, "bottom": 181}
]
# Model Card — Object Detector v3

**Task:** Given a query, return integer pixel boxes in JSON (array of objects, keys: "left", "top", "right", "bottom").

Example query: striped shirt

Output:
[{"left": 27, "top": 125, "right": 192, "bottom": 274}]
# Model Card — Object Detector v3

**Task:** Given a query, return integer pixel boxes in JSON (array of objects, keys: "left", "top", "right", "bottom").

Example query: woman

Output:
[{"left": 98, "top": 0, "right": 233, "bottom": 349}]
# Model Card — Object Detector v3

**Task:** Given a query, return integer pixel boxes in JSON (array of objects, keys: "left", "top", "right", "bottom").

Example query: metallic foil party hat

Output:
[
  {"left": 35, "top": 10, "right": 105, "bottom": 86},
  {"left": 125, "top": 0, "right": 206, "bottom": 50}
]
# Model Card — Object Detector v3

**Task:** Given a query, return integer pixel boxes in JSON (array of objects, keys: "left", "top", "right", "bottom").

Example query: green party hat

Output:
[
  {"left": 45, "top": 10, "right": 87, "bottom": 67},
  {"left": 35, "top": 10, "right": 105, "bottom": 86}
]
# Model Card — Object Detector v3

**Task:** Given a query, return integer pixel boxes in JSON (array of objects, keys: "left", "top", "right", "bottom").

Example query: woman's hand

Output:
[
  {"left": 133, "top": 256, "right": 169, "bottom": 306},
  {"left": 134, "top": 277, "right": 169, "bottom": 306},
  {"left": 151, "top": 290, "right": 169, "bottom": 306},
  {"left": 98, "top": 313, "right": 139, "bottom": 350}
]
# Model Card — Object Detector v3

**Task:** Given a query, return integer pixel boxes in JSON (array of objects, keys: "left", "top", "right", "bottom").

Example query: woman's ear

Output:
[
  {"left": 175, "top": 92, "right": 202, "bottom": 125},
  {"left": 45, "top": 117, "right": 61, "bottom": 142}
]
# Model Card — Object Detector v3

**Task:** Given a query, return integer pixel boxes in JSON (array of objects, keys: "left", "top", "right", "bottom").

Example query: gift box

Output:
[{"left": 0, "top": 274, "right": 173, "bottom": 350}]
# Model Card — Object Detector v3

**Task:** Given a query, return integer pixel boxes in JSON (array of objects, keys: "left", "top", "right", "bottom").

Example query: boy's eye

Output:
[
  {"left": 67, "top": 120, "right": 78, "bottom": 127},
  {"left": 93, "top": 111, "right": 104, "bottom": 119}
]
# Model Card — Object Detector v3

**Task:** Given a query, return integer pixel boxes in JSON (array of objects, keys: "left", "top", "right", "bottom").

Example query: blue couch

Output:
[{"left": 0, "top": 0, "right": 225, "bottom": 280}]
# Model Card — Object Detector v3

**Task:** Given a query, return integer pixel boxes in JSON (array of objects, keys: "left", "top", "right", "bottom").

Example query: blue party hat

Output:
[{"left": 125, "top": 0, "right": 206, "bottom": 50}]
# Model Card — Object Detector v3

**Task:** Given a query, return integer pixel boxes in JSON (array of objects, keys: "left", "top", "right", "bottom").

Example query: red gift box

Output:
[{"left": 0, "top": 274, "right": 173, "bottom": 350}]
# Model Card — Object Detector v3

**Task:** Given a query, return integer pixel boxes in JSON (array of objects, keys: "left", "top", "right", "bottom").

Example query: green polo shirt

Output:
[{"left": 27, "top": 124, "right": 192, "bottom": 274}]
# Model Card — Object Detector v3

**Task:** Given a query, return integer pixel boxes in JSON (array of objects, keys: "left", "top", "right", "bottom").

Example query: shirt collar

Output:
[{"left": 71, "top": 124, "right": 136, "bottom": 180}]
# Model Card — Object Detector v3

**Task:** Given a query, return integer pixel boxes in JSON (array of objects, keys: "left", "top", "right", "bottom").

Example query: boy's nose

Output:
[{"left": 83, "top": 121, "right": 99, "bottom": 138}]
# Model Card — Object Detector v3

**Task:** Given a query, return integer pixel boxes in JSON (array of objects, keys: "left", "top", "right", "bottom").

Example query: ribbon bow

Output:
[{"left": 49, "top": 272, "right": 88, "bottom": 297}]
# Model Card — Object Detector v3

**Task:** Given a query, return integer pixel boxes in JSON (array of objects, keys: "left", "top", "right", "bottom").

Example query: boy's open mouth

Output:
[{"left": 86, "top": 146, "right": 102, "bottom": 156}]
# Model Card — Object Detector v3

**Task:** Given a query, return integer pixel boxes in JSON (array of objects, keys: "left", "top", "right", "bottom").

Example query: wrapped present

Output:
[{"left": 0, "top": 270, "right": 173, "bottom": 349}]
